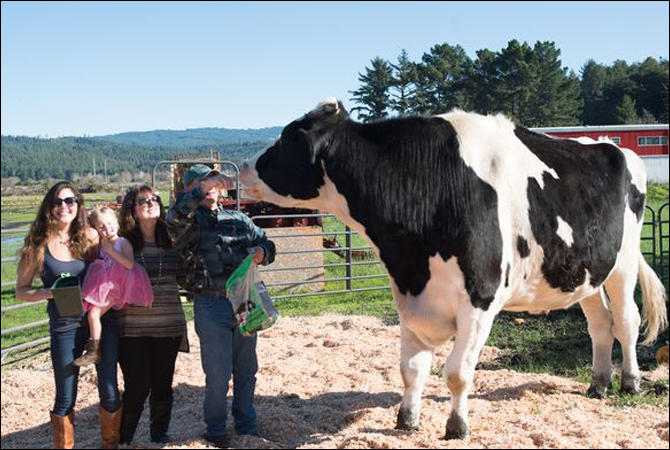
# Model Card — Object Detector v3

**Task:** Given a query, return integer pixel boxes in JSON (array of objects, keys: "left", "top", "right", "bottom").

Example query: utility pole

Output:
[
  {"left": 93, "top": 158, "right": 97, "bottom": 178},
  {"left": 104, "top": 160, "right": 107, "bottom": 183}
]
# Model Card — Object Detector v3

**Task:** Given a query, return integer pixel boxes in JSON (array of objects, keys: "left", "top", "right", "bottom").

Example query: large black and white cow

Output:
[{"left": 239, "top": 99, "right": 667, "bottom": 439}]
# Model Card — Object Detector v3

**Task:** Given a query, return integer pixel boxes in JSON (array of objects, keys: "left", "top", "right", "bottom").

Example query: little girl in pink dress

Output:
[{"left": 74, "top": 206, "right": 153, "bottom": 367}]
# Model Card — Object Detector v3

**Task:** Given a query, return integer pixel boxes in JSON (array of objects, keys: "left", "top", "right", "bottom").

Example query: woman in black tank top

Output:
[{"left": 16, "top": 181, "right": 122, "bottom": 449}]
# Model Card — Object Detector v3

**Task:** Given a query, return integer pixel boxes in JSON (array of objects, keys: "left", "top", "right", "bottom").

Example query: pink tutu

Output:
[{"left": 82, "top": 237, "right": 154, "bottom": 310}]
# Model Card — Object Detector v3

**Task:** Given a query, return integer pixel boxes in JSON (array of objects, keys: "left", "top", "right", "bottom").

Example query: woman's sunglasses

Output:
[
  {"left": 136, "top": 195, "right": 160, "bottom": 207},
  {"left": 54, "top": 197, "right": 78, "bottom": 207}
]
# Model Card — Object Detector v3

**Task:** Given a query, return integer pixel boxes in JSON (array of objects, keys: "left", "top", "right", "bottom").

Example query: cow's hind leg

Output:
[
  {"left": 580, "top": 289, "right": 614, "bottom": 398},
  {"left": 443, "top": 306, "right": 496, "bottom": 440},
  {"left": 605, "top": 266, "right": 642, "bottom": 394},
  {"left": 396, "top": 322, "right": 434, "bottom": 431}
]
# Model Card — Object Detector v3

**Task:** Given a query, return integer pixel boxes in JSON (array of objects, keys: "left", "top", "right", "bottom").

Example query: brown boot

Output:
[
  {"left": 50, "top": 411, "right": 74, "bottom": 449},
  {"left": 99, "top": 404, "right": 122, "bottom": 449},
  {"left": 74, "top": 339, "right": 101, "bottom": 367}
]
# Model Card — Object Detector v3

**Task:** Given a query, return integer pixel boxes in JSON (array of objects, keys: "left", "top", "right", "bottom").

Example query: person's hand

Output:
[
  {"left": 101, "top": 242, "right": 114, "bottom": 254},
  {"left": 201, "top": 173, "right": 234, "bottom": 192},
  {"left": 250, "top": 246, "right": 265, "bottom": 264}
]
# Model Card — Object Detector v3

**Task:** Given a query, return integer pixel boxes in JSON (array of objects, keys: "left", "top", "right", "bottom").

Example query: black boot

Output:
[
  {"left": 118, "top": 408, "right": 142, "bottom": 445},
  {"left": 150, "top": 398, "right": 173, "bottom": 443}
]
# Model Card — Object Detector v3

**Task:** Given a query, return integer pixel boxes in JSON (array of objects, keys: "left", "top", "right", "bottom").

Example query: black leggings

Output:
[{"left": 118, "top": 336, "right": 181, "bottom": 413}]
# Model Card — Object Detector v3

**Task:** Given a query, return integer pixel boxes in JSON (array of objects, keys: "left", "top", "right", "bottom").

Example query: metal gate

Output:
[{"left": 659, "top": 203, "right": 670, "bottom": 284}]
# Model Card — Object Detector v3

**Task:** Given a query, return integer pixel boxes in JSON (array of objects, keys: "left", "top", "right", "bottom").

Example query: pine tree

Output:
[
  {"left": 613, "top": 94, "right": 639, "bottom": 124},
  {"left": 528, "top": 42, "right": 581, "bottom": 126},
  {"left": 495, "top": 40, "right": 536, "bottom": 124},
  {"left": 349, "top": 57, "right": 394, "bottom": 122},
  {"left": 580, "top": 60, "right": 608, "bottom": 124},
  {"left": 416, "top": 43, "right": 473, "bottom": 114},
  {"left": 390, "top": 49, "right": 418, "bottom": 116},
  {"left": 469, "top": 48, "right": 500, "bottom": 115}
]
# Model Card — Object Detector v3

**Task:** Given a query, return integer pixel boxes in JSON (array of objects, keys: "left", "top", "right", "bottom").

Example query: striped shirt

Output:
[{"left": 116, "top": 242, "right": 188, "bottom": 340}]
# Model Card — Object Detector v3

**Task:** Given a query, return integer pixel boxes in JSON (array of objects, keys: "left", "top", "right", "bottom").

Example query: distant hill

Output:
[
  {"left": 94, "top": 126, "right": 282, "bottom": 148},
  {"left": 1, "top": 126, "right": 282, "bottom": 182}
]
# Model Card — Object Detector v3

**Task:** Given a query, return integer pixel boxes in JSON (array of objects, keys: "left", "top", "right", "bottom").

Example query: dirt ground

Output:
[{"left": 2, "top": 314, "right": 668, "bottom": 449}]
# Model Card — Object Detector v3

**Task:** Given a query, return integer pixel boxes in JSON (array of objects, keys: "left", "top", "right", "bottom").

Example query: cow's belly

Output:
[{"left": 503, "top": 271, "right": 601, "bottom": 313}]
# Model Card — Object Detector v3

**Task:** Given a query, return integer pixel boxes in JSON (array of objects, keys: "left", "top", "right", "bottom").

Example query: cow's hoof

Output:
[
  {"left": 444, "top": 413, "right": 469, "bottom": 440},
  {"left": 586, "top": 374, "right": 612, "bottom": 398},
  {"left": 586, "top": 383, "right": 608, "bottom": 399},
  {"left": 620, "top": 374, "right": 641, "bottom": 395},
  {"left": 395, "top": 408, "right": 419, "bottom": 431}
]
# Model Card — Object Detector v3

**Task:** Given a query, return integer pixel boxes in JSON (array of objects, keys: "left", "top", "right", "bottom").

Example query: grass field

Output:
[{"left": 2, "top": 185, "right": 669, "bottom": 405}]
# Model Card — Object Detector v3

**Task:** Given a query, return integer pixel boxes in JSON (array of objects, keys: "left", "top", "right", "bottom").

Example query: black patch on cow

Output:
[
  {"left": 516, "top": 236, "right": 530, "bottom": 258},
  {"left": 321, "top": 117, "right": 503, "bottom": 310},
  {"left": 514, "top": 128, "right": 628, "bottom": 292},
  {"left": 627, "top": 182, "right": 646, "bottom": 222},
  {"left": 254, "top": 102, "right": 348, "bottom": 200},
  {"left": 504, "top": 264, "right": 511, "bottom": 288}
]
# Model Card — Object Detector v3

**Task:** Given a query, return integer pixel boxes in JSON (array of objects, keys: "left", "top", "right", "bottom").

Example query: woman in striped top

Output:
[{"left": 116, "top": 185, "right": 188, "bottom": 445}]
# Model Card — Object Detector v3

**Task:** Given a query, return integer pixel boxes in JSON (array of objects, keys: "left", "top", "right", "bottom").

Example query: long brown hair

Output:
[
  {"left": 19, "top": 181, "right": 96, "bottom": 273},
  {"left": 119, "top": 185, "right": 172, "bottom": 252}
]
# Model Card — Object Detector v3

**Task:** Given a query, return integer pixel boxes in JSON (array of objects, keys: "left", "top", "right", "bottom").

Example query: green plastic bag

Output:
[{"left": 225, "top": 255, "right": 278, "bottom": 337}]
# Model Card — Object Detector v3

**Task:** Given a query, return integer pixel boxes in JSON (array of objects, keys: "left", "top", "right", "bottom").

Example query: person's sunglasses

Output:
[
  {"left": 137, "top": 196, "right": 160, "bottom": 207},
  {"left": 54, "top": 197, "right": 78, "bottom": 207}
]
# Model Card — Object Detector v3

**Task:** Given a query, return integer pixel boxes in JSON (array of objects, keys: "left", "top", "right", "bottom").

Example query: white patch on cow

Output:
[
  {"left": 555, "top": 216, "right": 574, "bottom": 247},
  {"left": 315, "top": 98, "right": 339, "bottom": 112},
  {"left": 441, "top": 110, "right": 559, "bottom": 189},
  {"left": 439, "top": 110, "right": 562, "bottom": 318},
  {"left": 620, "top": 147, "right": 647, "bottom": 199},
  {"left": 395, "top": 255, "right": 463, "bottom": 348}
]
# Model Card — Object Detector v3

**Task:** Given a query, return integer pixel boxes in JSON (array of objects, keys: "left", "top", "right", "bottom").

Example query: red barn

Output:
[{"left": 531, "top": 124, "right": 669, "bottom": 156}]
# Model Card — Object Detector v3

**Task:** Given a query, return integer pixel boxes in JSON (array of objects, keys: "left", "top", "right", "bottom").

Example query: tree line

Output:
[
  {"left": 349, "top": 40, "right": 669, "bottom": 127},
  {"left": 1, "top": 135, "right": 269, "bottom": 182}
]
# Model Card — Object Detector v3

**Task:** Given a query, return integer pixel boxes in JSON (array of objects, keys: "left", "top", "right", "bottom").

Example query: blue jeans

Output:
[
  {"left": 193, "top": 295, "right": 258, "bottom": 437},
  {"left": 50, "top": 312, "right": 120, "bottom": 416}
]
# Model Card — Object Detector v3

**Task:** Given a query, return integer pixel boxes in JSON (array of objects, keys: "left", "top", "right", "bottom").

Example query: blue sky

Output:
[{"left": 1, "top": 1, "right": 668, "bottom": 137}]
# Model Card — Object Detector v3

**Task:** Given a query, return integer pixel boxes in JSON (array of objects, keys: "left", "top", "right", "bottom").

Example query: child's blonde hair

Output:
[{"left": 88, "top": 206, "right": 119, "bottom": 228}]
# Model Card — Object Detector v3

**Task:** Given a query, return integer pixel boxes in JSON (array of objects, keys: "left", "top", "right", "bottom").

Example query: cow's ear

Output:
[
  {"left": 309, "top": 98, "right": 350, "bottom": 121},
  {"left": 305, "top": 99, "right": 349, "bottom": 164}
]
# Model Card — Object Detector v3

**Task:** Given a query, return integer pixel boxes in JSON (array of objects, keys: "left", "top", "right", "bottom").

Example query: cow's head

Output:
[{"left": 240, "top": 98, "right": 349, "bottom": 207}]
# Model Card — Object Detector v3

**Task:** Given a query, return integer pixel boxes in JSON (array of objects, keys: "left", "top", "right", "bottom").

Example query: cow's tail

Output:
[{"left": 638, "top": 251, "right": 668, "bottom": 346}]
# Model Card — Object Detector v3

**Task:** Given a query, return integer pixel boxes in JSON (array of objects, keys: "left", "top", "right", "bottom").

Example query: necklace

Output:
[{"left": 139, "top": 244, "right": 163, "bottom": 285}]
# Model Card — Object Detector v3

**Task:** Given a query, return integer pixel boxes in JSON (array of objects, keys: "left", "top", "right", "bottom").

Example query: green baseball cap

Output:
[{"left": 184, "top": 164, "right": 220, "bottom": 188}]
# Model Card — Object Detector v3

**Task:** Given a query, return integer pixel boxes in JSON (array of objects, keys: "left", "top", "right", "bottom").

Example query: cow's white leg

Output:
[
  {"left": 396, "top": 321, "right": 434, "bottom": 431},
  {"left": 579, "top": 289, "right": 614, "bottom": 398},
  {"left": 605, "top": 267, "right": 641, "bottom": 394},
  {"left": 443, "top": 305, "right": 496, "bottom": 439}
]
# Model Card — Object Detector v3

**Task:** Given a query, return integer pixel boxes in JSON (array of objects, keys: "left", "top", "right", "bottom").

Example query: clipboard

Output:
[{"left": 51, "top": 273, "right": 84, "bottom": 317}]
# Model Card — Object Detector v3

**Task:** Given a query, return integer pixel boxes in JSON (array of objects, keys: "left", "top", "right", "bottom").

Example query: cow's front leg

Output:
[
  {"left": 396, "top": 322, "right": 434, "bottom": 431},
  {"left": 443, "top": 306, "right": 496, "bottom": 440}
]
